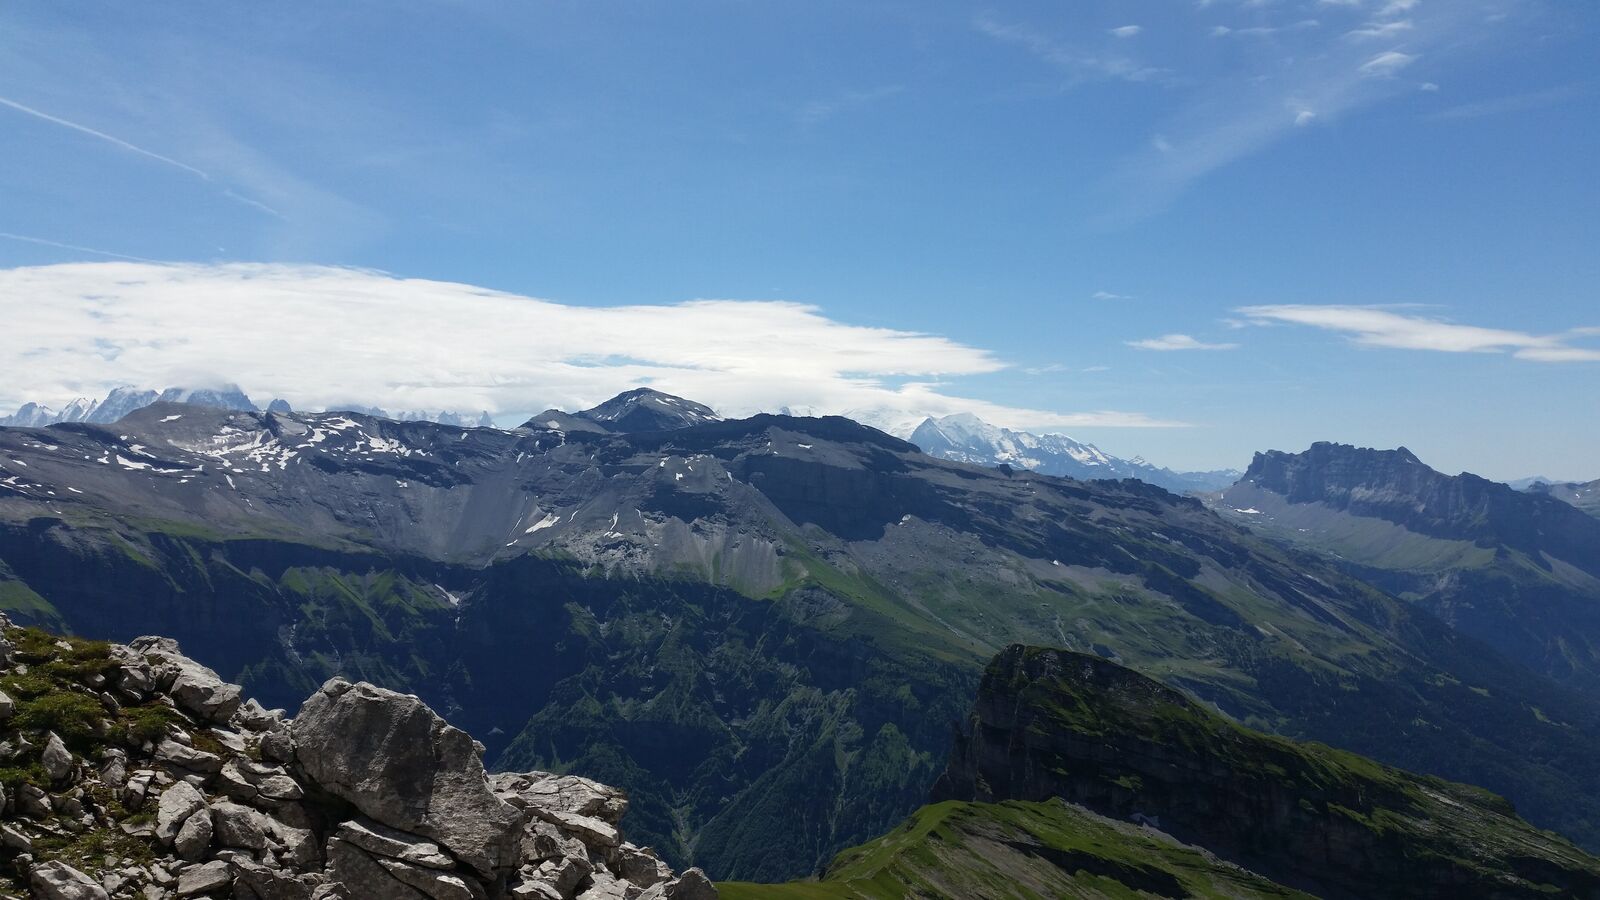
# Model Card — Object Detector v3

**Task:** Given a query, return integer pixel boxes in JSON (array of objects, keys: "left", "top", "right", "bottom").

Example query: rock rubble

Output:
[{"left": 0, "top": 616, "right": 717, "bottom": 900}]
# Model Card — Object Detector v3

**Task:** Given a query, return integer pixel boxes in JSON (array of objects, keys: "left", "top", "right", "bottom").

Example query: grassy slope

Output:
[
  {"left": 719, "top": 799, "right": 1308, "bottom": 900},
  {"left": 947, "top": 646, "right": 1600, "bottom": 897},
  {"left": 727, "top": 646, "right": 1600, "bottom": 899}
]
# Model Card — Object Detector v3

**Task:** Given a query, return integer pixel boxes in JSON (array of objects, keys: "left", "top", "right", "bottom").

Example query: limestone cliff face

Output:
[
  {"left": 0, "top": 616, "right": 717, "bottom": 900},
  {"left": 1239, "top": 442, "right": 1600, "bottom": 567},
  {"left": 933, "top": 644, "right": 1600, "bottom": 900}
]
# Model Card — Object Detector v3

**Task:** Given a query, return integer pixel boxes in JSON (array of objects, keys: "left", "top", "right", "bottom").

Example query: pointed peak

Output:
[{"left": 575, "top": 389, "right": 721, "bottom": 433}]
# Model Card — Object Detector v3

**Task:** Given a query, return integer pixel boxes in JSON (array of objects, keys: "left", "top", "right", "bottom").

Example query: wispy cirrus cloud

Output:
[
  {"left": 0, "top": 262, "right": 1184, "bottom": 429},
  {"left": 1426, "top": 83, "right": 1589, "bottom": 121},
  {"left": 0, "top": 232, "right": 158, "bottom": 263},
  {"left": 0, "top": 95, "right": 280, "bottom": 218},
  {"left": 1126, "top": 333, "right": 1239, "bottom": 351},
  {"left": 975, "top": 15, "right": 1168, "bottom": 84},
  {"left": 1347, "top": 20, "right": 1414, "bottom": 39},
  {"left": 0, "top": 95, "right": 210, "bottom": 179},
  {"left": 1098, "top": 0, "right": 1514, "bottom": 224},
  {"left": 795, "top": 85, "right": 905, "bottom": 128},
  {"left": 1358, "top": 50, "right": 1417, "bottom": 77},
  {"left": 1237, "top": 305, "right": 1600, "bottom": 362},
  {"left": 0, "top": 17, "right": 393, "bottom": 258}
]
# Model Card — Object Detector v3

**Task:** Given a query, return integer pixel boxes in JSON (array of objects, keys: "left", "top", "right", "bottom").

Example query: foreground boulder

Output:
[
  {"left": 0, "top": 617, "right": 717, "bottom": 900},
  {"left": 290, "top": 679, "right": 523, "bottom": 883},
  {"left": 28, "top": 861, "right": 108, "bottom": 900}
]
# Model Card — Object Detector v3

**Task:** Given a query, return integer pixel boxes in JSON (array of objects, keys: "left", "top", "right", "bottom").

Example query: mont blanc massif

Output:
[{"left": 0, "top": 385, "right": 1597, "bottom": 900}]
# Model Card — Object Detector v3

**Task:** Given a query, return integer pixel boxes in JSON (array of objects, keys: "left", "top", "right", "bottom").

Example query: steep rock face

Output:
[
  {"left": 1239, "top": 442, "right": 1600, "bottom": 566},
  {"left": 1220, "top": 443, "right": 1600, "bottom": 693},
  {"left": 0, "top": 617, "right": 716, "bottom": 900},
  {"left": 933, "top": 645, "right": 1600, "bottom": 900}
]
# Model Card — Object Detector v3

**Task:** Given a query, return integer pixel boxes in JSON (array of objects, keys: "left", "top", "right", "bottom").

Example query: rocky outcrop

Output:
[
  {"left": 933, "top": 645, "right": 1600, "bottom": 900},
  {"left": 0, "top": 617, "right": 715, "bottom": 900},
  {"left": 1238, "top": 442, "right": 1600, "bottom": 572},
  {"left": 1226, "top": 443, "right": 1600, "bottom": 696},
  {"left": 288, "top": 679, "right": 523, "bottom": 883}
]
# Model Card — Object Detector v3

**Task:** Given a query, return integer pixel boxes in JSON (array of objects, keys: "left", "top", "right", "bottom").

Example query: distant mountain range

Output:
[
  {"left": 0, "top": 385, "right": 493, "bottom": 429},
  {"left": 0, "top": 385, "right": 259, "bottom": 426},
  {"left": 909, "top": 413, "right": 1240, "bottom": 493},
  {"left": 3, "top": 388, "right": 1238, "bottom": 495},
  {"left": 5, "top": 389, "right": 1600, "bottom": 879},
  {"left": 1522, "top": 478, "right": 1600, "bottom": 518}
]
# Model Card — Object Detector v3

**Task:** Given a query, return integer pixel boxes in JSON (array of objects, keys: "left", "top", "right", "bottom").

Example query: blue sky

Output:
[{"left": 0, "top": 1, "right": 1596, "bottom": 479}]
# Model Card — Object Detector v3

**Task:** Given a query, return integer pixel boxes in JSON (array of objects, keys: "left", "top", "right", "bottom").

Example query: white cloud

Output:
[
  {"left": 1110, "top": 25, "right": 1143, "bottom": 38},
  {"left": 1126, "top": 334, "right": 1240, "bottom": 351},
  {"left": 1359, "top": 50, "right": 1418, "bottom": 77},
  {"left": 1237, "top": 305, "right": 1600, "bottom": 362},
  {"left": 1347, "top": 19, "right": 1414, "bottom": 38},
  {"left": 1209, "top": 20, "right": 1323, "bottom": 39},
  {"left": 1093, "top": 290, "right": 1132, "bottom": 301},
  {"left": 975, "top": 15, "right": 1167, "bottom": 84},
  {"left": 1294, "top": 108, "right": 1317, "bottom": 125},
  {"left": 0, "top": 262, "right": 1186, "bottom": 429}
]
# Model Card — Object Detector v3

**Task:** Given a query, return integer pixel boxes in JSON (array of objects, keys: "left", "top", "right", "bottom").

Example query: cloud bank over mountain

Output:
[{"left": 0, "top": 262, "right": 1178, "bottom": 430}]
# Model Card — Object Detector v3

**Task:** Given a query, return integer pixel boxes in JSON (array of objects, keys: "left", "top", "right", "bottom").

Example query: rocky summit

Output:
[{"left": 0, "top": 615, "right": 716, "bottom": 900}]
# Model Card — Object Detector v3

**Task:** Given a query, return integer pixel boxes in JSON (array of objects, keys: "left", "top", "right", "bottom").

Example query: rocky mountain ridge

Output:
[
  {"left": 0, "top": 389, "right": 258, "bottom": 430},
  {"left": 0, "top": 615, "right": 715, "bottom": 900},
  {"left": 1217, "top": 441, "right": 1600, "bottom": 693},
  {"left": 1234, "top": 442, "right": 1600, "bottom": 563},
  {"left": 7, "top": 394, "right": 1600, "bottom": 879},
  {"left": 0, "top": 388, "right": 493, "bottom": 431},
  {"left": 1524, "top": 477, "right": 1600, "bottom": 518}
]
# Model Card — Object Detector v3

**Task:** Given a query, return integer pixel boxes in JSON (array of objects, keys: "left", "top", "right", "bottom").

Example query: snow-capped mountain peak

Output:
[{"left": 909, "top": 413, "right": 1239, "bottom": 494}]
